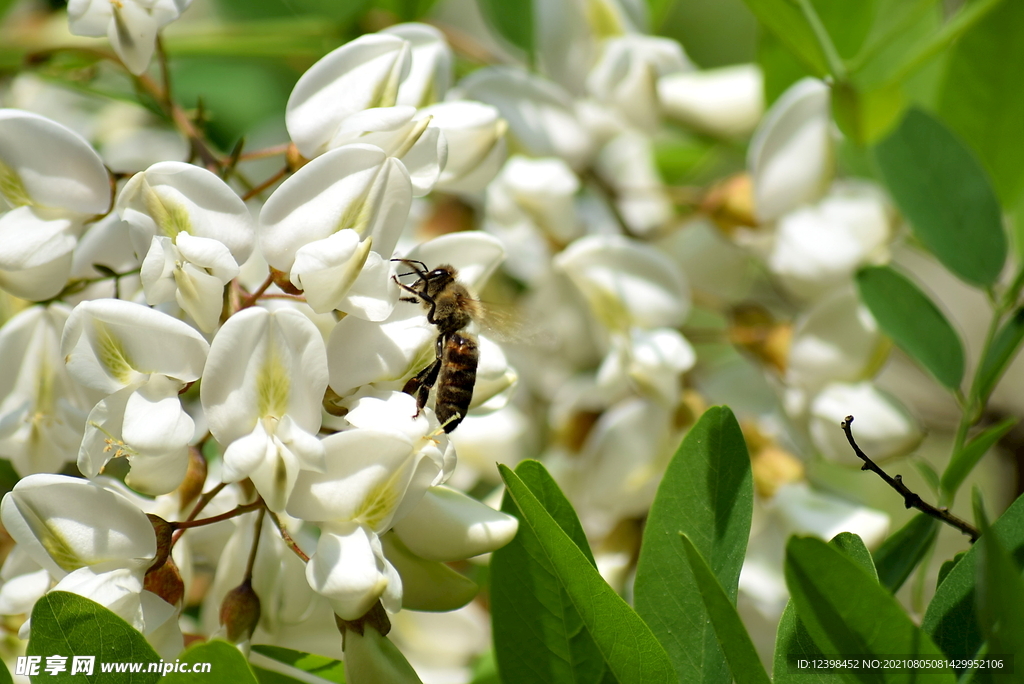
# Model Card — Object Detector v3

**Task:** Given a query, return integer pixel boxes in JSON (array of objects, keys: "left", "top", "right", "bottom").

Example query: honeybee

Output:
[{"left": 392, "top": 259, "right": 481, "bottom": 433}]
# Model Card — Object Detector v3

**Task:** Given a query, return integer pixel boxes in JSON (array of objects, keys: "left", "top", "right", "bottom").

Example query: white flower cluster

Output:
[{"left": 0, "top": 0, "right": 939, "bottom": 678}]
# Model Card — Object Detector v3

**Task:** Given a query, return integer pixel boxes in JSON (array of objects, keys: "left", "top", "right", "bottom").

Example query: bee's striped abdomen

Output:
[{"left": 436, "top": 333, "right": 479, "bottom": 433}]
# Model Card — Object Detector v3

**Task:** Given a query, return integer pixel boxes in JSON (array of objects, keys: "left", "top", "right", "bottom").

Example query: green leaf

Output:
[
  {"left": 936, "top": 552, "right": 965, "bottom": 588},
  {"left": 923, "top": 493, "right": 1024, "bottom": 661},
  {"left": 491, "top": 461, "right": 607, "bottom": 684},
  {"left": 772, "top": 533, "right": 877, "bottom": 684},
  {"left": 938, "top": 0, "right": 1024, "bottom": 205},
  {"left": 163, "top": 641, "right": 257, "bottom": 683},
  {"left": 27, "top": 592, "right": 160, "bottom": 684},
  {"left": 0, "top": 0, "right": 17, "bottom": 21},
  {"left": 785, "top": 537, "right": 956, "bottom": 683},
  {"left": 757, "top": 29, "right": 813, "bottom": 106},
  {"left": 250, "top": 646, "right": 345, "bottom": 683},
  {"left": 476, "top": 0, "right": 534, "bottom": 62},
  {"left": 372, "top": 0, "right": 442, "bottom": 21},
  {"left": 498, "top": 463, "right": 677, "bottom": 684},
  {"left": 677, "top": 534, "right": 770, "bottom": 684},
  {"left": 253, "top": 666, "right": 309, "bottom": 684},
  {"left": 647, "top": 0, "right": 677, "bottom": 31},
  {"left": 831, "top": 81, "right": 905, "bottom": 146},
  {"left": 975, "top": 516, "right": 1024, "bottom": 684},
  {"left": 873, "top": 108, "right": 1007, "bottom": 286},
  {"left": 634, "top": 406, "right": 753, "bottom": 684},
  {"left": 0, "top": 658, "right": 10, "bottom": 684},
  {"left": 738, "top": 0, "right": 828, "bottom": 76},
  {"left": 856, "top": 265, "right": 965, "bottom": 389},
  {"left": 976, "top": 310, "right": 1024, "bottom": 404},
  {"left": 170, "top": 57, "right": 297, "bottom": 149},
  {"left": 872, "top": 514, "right": 939, "bottom": 593},
  {"left": 941, "top": 418, "right": 1018, "bottom": 504}
]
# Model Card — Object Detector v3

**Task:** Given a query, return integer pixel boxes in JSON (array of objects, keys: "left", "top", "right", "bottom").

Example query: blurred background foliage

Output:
[{"left": 0, "top": 0, "right": 1020, "bottom": 261}]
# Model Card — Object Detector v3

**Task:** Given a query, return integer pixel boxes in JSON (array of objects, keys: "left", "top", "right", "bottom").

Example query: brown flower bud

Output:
[
  {"left": 147, "top": 514, "right": 173, "bottom": 573},
  {"left": 220, "top": 580, "right": 261, "bottom": 644},
  {"left": 144, "top": 558, "right": 185, "bottom": 607}
]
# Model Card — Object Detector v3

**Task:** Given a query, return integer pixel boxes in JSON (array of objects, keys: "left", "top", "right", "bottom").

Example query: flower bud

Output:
[
  {"left": 146, "top": 514, "right": 173, "bottom": 574},
  {"left": 659, "top": 64, "right": 764, "bottom": 138},
  {"left": 220, "top": 579, "right": 261, "bottom": 645},
  {"left": 176, "top": 447, "right": 207, "bottom": 512},
  {"left": 144, "top": 558, "right": 184, "bottom": 607}
]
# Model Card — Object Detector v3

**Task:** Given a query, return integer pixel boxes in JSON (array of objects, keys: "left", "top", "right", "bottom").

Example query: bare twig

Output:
[{"left": 841, "top": 415, "right": 980, "bottom": 542}]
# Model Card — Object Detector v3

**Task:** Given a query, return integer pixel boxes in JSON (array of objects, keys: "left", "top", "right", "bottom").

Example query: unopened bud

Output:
[
  {"left": 177, "top": 447, "right": 207, "bottom": 513},
  {"left": 751, "top": 446, "right": 805, "bottom": 499},
  {"left": 220, "top": 579, "right": 261, "bottom": 644},
  {"left": 703, "top": 173, "right": 756, "bottom": 235},
  {"left": 147, "top": 514, "right": 173, "bottom": 573},
  {"left": 144, "top": 558, "right": 185, "bottom": 607},
  {"left": 728, "top": 304, "right": 791, "bottom": 374}
]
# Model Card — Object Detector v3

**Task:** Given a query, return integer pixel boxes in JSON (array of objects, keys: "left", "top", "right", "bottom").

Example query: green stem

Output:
[{"left": 795, "top": 0, "right": 847, "bottom": 80}]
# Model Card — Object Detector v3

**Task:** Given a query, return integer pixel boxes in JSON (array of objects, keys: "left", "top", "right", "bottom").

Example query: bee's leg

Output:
[
  {"left": 402, "top": 357, "right": 441, "bottom": 416},
  {"left": 393, "top": 278, "right": 439, "bottom": 322}
]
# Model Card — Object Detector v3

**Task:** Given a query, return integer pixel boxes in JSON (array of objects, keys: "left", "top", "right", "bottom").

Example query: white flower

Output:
[
  {"left": 586, "top": 34, "right": 691, "bottom": 132},
  {"left": 659, "top": 64, "right": 764, "bottom": 138},
  {"left": 767, "top": 182, "right": 892, "bottom": 299},
  {"left": 0, "top": 305, "right": 97, "bottom": 476},
  {"left": 548, "top": 398, "right": 676, "bottom": 537},
  {"left": 418, "top": 101, "right": 508, "bottom": 194},
  {"left": 117, "top": 162, "right": 256, "bottom": 331},
  {"left": 455, "top": 67, "right": 594, "bottom": 168},
  {"left": 808, "top": 382, "right": 922, "bottom": 464},
  {"left": 381, "top": 23, "right": 454, "bottom": 107},
  {"left": 786, "top": 288, "right": 887, "bottom": 396},
  {"left": 593, "top": 130, "right": 673, "bottom": 235},
  {"left": 67, "top": 0, "right": 193, "bottom": 75},
  {"left": 286, "top": 34, "right": 412, "bottom": 159},
  {"left": 62, "top": 299, "right": 209, "bottom": 495},
  {"left": 259, "top": 144, "right": 412, "bottom": 320},
  {"left": 596, "top": 327, "right": 696, "bottom": 405},
  {"left": 323, "top": 106, "right": 448, "bottom": 197},
  {"left": 201, "top": 307, "right": 329, "bottom": 511},
  {"left": 556, "top": 234, "right": 690, "bottom": 331},
  {"left": 0, "top": 110, "right": 110, "bottom": 300},
  {"left": 748, "top": 78, "right": 833, "bottom": 223},
  {"left": 535, "top": 0, "right": 644, "bottom": 93},
  {"left": 0, "top": 474, "right": 182, "bottom": 655},
  {"left": 287, "top": 429, "right": 440, "bottom": 619}
]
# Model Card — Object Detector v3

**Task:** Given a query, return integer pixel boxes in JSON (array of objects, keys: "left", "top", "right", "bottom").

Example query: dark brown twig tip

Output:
[{"left": 841, "top": 415, "right": 980, "bottom": 543}]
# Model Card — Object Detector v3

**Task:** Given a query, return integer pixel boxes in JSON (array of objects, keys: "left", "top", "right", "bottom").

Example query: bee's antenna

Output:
[{"left": 391, "top": 258, "right": 428, "bottom": 271}]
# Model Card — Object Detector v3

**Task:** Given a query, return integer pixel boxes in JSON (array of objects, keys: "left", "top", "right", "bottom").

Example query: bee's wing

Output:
[{"left": 476, "top": 299, "right": 557, "bottom": 348}]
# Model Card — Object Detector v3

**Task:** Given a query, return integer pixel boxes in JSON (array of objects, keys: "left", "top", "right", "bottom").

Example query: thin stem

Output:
[
  {"left": 156, "top": 35, "right": 173, "bottom": 111},
  {"left": 842, "top": 415, "right": 979, "bottom": 542},
  {"left": 172, "top": 500, "right": 263, "bottom": 530},
  {"left": 268, "top": 510, "right": 309, "bottom": 562},
  {"left": 239, "top": 274, "right": 274, "bottom": 310},
  {"left": 241, "top": 165, "right": 289, "bottom": 201},
  {"left": 171, "top": 482, "right": 227, "bottom": 546},
  {"left": 238, "top": 143, "right": 291, "bottom": 161},
  {"left": 244, "top": 508, "right": 266, "bottom": 581},
  {"left": 795, "top": 0, "right": 847, "bottom": 80}
]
